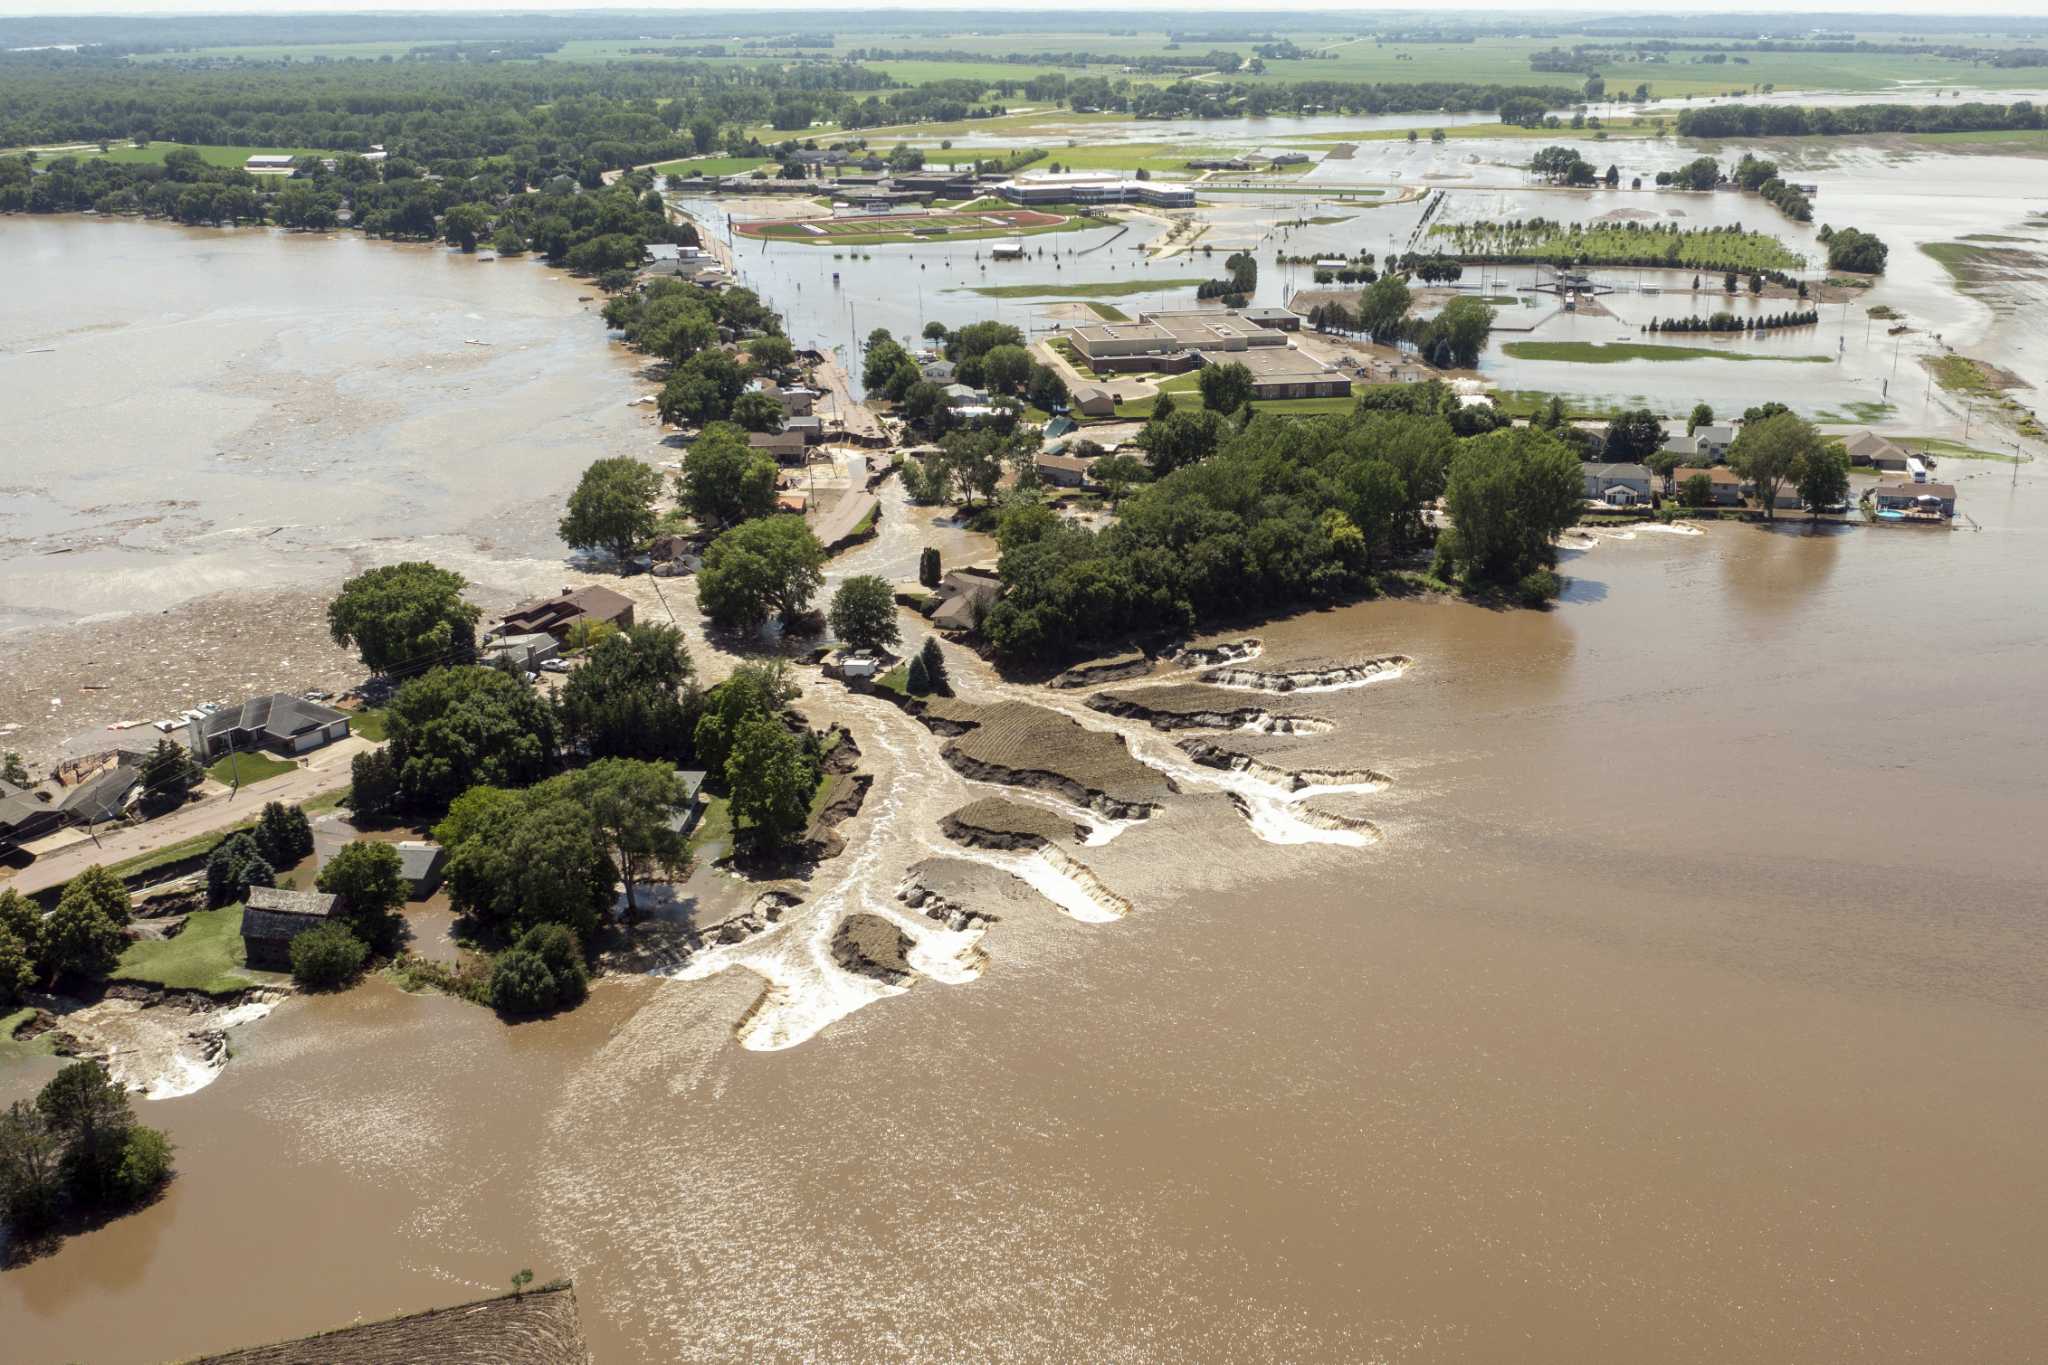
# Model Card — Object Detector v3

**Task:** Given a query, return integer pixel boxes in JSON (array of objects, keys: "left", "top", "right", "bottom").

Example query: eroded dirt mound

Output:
[
  {"left": 830, "top": 913, "right": 916, "bottom": 985},
  {"left": 1088, "top": 682, "right": 1333, "bottom": 734},
  {"left": 926, "top": 699, "right": 1175, "bottom": 819},
  {"left": 1048, "top": 651, "right": 1153, "bottom": 689},
  {"left": 939, "top": 796, "right": 1081, "bottom": 850}
]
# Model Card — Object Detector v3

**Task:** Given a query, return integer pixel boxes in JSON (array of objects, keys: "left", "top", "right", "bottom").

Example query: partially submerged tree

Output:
[
  {"left": 1729, "top": 410, "right": 1823, "bottom": 521},
  {"left": 829, "top": 575, "right": 900, "bottom": 655},
  {"left": 677, "top": 422, "right": 779, "bottom": 530},
  {"left": 327, "top": 562, "right": 481, "bottom": 677},
  {"left": 567, "top": 759, "right": 694, "bottom": 920},
  {"left": 559, "top": 456, "right": 663, "bottom": 563},
  {"left": 724, "top": 716, "right": 814, "bottom": 853},
  {"left": 698, "top": 516, "right": 826, "bottom": 629}
]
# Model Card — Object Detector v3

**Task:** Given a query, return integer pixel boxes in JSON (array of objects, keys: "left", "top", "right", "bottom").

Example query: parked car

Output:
[{"left": 540, "top": 658, "right": 570, "bottom": 674}]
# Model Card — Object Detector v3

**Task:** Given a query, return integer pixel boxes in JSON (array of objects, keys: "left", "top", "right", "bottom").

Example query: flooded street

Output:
[{"left": 9, "top": 469, "right": 2048, "bottom": 1361}]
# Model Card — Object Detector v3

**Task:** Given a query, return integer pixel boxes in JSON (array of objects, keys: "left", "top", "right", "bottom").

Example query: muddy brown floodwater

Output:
[{"left": 9, "top": 470, "right": 2048, "bottom": 1362}]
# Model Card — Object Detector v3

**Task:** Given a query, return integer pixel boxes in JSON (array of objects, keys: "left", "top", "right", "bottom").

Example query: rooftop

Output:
[
  {"left": 1193, "top": 346, "right": 1337, "bottom": 380},
  {"left": 194, "top": 693, "right": 347, "bottom": 745}
]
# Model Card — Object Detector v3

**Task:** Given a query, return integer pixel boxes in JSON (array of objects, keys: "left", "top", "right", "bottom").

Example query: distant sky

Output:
[{"left": 5, "top": 1, "right": 2045, "bottom": 16}]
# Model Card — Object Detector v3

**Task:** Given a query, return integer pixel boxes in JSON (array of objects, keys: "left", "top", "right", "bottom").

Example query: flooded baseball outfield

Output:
[{"left": 4, "top": 135, "right": 2048, "bottom": 1363}]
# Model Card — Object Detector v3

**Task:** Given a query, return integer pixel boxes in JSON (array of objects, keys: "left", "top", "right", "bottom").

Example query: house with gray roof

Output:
[
  {"left": 1582, "top": 462, "right": 1654, "bottom": 505},
  {"left": 189, "top": 694, "right": 351, "bottom": 760},
  {"left": 241, "top": 886, "right": 347, "bottom": 970}
]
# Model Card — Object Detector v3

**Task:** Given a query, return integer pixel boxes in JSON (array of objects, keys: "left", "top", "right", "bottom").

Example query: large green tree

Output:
[
  {"left": 327, "top": 562, "right": 481, "bottom": 676},
  {"left": 556, "top": 623, "right": 697, "bottom": 761},
  {"left": 1795, "top": 437, "right": 1852, "bottom": 521},
  {"left": 315, "top": 840, "right": 408, "bottom": 950},
  {"left": 436, "top": 784, "right": 615, "bottom": 941},
  {"left": 677, "top": 423, "right": 778, "bottom": 529},
  {"left": 566, "top": 760, "right": 694, "bottom": 919},
  {"left": 828, "top": 575, "right": 900, "bottom": 655},
  {"left": 137, "top": 739, "right": 201, "bottom": 815},
  {"left": 385, "top": 665, "right": 559, "bottom": 809},
  {"left": 1436, "top": 426, "right": 1584, "bottom": 592},
  {"left": 697, "top": 516, "right": 826, "bottom": 629},
  {"left": 1197, "top": 362, "right": 1254, "bottom": 416},
  {"left": 1602, "top": 407, "right": 1666, "bottom": 462},
  {"left": 691, "top": 663, "right": 797, "bottom": 775},
  {"left": 559, "top": 456, "right": 663, "bottom": 562},
  {"left": 724, "top": 716, "right": 814, "bottom": 852},
  {"left": 1729, "top": 410, "right": 1823, "bottom": 521}
]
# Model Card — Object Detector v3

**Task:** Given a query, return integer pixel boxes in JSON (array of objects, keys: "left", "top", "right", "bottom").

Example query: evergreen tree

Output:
[{"left": 917, "top": 637, "right": 950, "bottom": 696}]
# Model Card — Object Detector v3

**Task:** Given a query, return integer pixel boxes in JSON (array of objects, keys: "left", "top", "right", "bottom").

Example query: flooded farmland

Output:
[{"left": 5, "top": 125, "right": 2048, "bottom": 1363}]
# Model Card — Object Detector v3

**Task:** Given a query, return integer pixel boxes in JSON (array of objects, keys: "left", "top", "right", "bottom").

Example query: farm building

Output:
[{"left": 241, "top": 887, "right": 349, "bottom": 971}]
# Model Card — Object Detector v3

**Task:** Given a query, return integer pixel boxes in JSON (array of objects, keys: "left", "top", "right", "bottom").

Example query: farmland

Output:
[{"left": 1428, "top": 221, "right": 1806, "bottom": 272}]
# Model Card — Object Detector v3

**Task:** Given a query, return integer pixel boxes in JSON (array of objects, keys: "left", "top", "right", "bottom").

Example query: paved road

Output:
[{"left": 3, "top": 736, "right": 373, "bottom": 897}]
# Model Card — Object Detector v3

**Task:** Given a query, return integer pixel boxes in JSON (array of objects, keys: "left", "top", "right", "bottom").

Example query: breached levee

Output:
[
  {"left": 939, "top": 796, "right": 1084, "bottom": 850},
  {"left": 1198, "top": 654, "right": 1411, "bottom": 694},
  {"left": 1178, "top": 739, "right": 1391, "bottom": 796},
  {"left": 1087, "top": 687, "right": 1333, "bottom": 736},
  {"left": 1227, "top": 792, "right": 1381, "bottom": 847},
  {"left": 1170, "top": 637, "right": 1263, "bottom": 669},
  {"left": 925, "top": 697, "right": 1176, "bottom": 822},
  {"left": 48, "top": 987, "right": 289, "bottom": 1100}
]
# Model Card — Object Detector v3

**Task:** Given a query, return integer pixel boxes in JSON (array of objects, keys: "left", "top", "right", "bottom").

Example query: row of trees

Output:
[
  {"left": 0, "top": 871, "right": 132, "bottom": 1004},
  {"left": 1303, "top": 277, "right": 1494, "bottom": 370},
  {"left": 1646, "top": 308, "right": 1819, "bottom": 334},
  {"left": 1674, "top": 101, "right": 2042, "bottom": 141}
]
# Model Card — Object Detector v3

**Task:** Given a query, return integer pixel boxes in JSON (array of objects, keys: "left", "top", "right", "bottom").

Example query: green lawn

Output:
[
  {"left": 1432, "top": 221, "right": 1804, "bottom": 273},
  {"left": 205, "top": 750, "right": 298, "bottom": 788},
  {"left": 349, "top": 708, "right": 389, "bottom": 743},
  {"left": 113, "top": 905, "right": 281, "bottom": 996},
  {"left": 686, "top": 793, "right": 732, "bottom": 858},
  {"left": 1502, "top": 341, "right": 1830, "bottom": 365},
  {"left": 1085, "top": 302, "right": 1130, "bottom": 321},
  {"left": 1, "top": 1007, "right": 59, "bottom": 1063},
  {"left": 874, "top": 664, "right": 910, "bottom": 697},
  {"left": 956, "top": 277, "right": 1208, "bottom": 300}
]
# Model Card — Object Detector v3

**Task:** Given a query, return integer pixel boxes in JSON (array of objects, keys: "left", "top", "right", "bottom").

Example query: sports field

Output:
[{"left": 736, "top": 207, "right": 1070, "bottom": 242}]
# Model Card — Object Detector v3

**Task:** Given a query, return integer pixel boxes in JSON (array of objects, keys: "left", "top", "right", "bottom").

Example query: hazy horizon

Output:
[{"left": 6, "top": 2, "right": 2046, "bottom": 20}]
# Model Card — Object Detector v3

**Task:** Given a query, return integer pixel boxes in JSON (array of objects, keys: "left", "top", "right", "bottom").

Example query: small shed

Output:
[
  {"left": 241, "top": 887, "right": 347, "bottom": 971},
  {"left": 394, "top": 841, "right": 447, "bottom": 899},
  {"left": 670, "top": 770, "right": 708, "bottom": 835}
]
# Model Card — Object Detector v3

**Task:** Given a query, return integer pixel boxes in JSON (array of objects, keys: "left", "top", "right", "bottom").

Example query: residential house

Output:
[
  {"left": 1035, "top": 453, "right": 1094, "bottom": 487},
  {"left": 1068, "top": 384, "right": 1117, "bottom": 417},
  {"left": 941, "top": 383, "right": 986, "bottom": 407},
  {"left": 929, "top": 567, "right": 1002, "bottom": 632},
  {"left": 394, "top": 841, "right": 447, "bottom": 899},
  {"left": 1582, "top": 462, "right": 1654, "bottom": 505},
  {"left": 189, "top": 694, "right": 351, "bottom": 760},
  {"left": 749, "top": 428, "right": 809, "bottom": 463},
  {"left": 1692, "top": 423, "right": 1736, "bottom": 462},
  {"left": 241, "top": 887, "right": 348, "bottom": 971},
  {"left": 1668, "top": 465, "right": 1746, "bottom": 507},
  {"left": 494, "top": 586, "right": 636, "bottom": 643},
  {"left": 785, "top": 414, "right": 825, "bottom": 445},
  {"left": 0, "top": 785, "right": 65, "bottom": 854},
  {"left": 1844, "top": 431, "right": 1913, "bottom": 470},
  {"left": 921, "top": 359, "right": 957, "bottom": 383},
  {"left": 1873, "top": 482, "right": 1956, "bottom": 518}
]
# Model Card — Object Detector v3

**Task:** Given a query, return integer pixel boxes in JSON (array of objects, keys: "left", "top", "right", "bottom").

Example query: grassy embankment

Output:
[
  {"left": 113, "top": 905, "right": 284, "bottom": 995},
  {"left": 1503, "top": 341, "right": 1831, "bottom": 364},
  {"left": 1, "top": 1007, "right": 59, "bottom": 1062},
  {"left": 743, "top": 212, "right": 1101, "bottom": 248}
]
